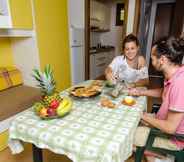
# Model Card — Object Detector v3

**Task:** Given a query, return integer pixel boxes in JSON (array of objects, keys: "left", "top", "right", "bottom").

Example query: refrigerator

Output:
[{"left": 69, "top": 28, "right": 85, "bottom": 85}]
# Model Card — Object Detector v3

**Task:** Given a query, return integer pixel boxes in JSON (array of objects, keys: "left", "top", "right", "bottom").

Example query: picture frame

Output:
[{"left": 116, "top": 3, "right": 125, "bottom": 26}]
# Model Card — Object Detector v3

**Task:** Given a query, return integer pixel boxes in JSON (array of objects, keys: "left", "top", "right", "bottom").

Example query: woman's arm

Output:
[
  {"left": 134, "top": 56, "right": 149, "bottom": 87},
  {"left": 105, "top": 66, "right": 115, "bottom": 81}
]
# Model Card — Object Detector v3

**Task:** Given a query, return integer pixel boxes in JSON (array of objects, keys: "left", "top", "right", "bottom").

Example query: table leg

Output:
[{"left": 32, "top": 144, "right": 43, "bottom": 162}]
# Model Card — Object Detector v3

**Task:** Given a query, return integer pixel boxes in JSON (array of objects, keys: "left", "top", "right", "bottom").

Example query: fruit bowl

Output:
[
  {"left": 122, "top": 96, "right": 136, "bottom": 106},
  {"left": 32, "top": 65, "right": 73, "bottom": 119},
  {"left": 33, "top": 97, "right": 73, "bottom": 119}
]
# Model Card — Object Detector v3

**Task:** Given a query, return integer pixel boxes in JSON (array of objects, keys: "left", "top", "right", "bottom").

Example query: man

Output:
[{"left": 129, "top": 37, "right": 184, "bottom": 162}]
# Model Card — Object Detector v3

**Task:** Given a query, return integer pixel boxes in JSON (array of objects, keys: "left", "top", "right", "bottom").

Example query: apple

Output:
[
  {"left": 47, "top": 108, "right": 56, "bottom": 116},
  {"left": 50, "top": 100, "right": 60, "bottom": 109}
]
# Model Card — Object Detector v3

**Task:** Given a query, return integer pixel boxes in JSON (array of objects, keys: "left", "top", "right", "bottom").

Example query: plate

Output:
[{"left": 70, "top": 86, "right": 101, "bottom": 99}]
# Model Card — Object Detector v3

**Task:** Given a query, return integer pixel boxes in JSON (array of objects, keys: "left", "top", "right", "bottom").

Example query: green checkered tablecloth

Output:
[{"left": 9, "top": 82, "right": 147, "bottom": 162}]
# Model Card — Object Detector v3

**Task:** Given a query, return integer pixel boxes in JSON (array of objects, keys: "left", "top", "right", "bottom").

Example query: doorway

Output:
[
  {"left": 85, "top": 0, "right": 129, "bottom": 80},
  {"left": 138, "top": 0, "right": 177, "bottom": 88},
  {"left": 148, "top": 1, "right": 175, "bottom": 87}
]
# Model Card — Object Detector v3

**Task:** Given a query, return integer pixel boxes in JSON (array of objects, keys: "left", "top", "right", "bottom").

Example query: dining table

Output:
[{"left": 8, "top": 80, "right": 147, "bottom": 162}]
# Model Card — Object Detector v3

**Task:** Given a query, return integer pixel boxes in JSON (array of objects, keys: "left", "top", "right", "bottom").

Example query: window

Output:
[{"left": 116, "top": 3, "right": 125, "bottom": 26}]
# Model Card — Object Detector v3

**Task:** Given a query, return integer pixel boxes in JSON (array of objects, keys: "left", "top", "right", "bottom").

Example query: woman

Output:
[{"left": 105, "top": 34, "right": 149, "bottom": 87}]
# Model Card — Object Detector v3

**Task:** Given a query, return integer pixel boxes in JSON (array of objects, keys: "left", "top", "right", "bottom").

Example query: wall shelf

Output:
[
  {"left": 91, "top": 29, "right": 110, "bottom": 32},
  {"left": 0, "top": 29, "right": 34, "bottom": 37}
]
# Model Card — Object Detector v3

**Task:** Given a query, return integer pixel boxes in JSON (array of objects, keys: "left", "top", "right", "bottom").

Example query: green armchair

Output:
[{"left": 135, "top": 128, "right": 184, "bottom": 162}]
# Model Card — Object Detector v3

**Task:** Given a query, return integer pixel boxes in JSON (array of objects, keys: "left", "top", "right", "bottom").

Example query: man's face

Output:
[{"left": 151, "top": 46, "right": 163, "bottom": 71}]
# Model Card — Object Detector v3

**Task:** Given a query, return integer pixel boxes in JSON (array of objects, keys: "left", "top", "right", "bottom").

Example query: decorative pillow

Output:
[{"left": 0, "top": 66, "right": 23, "bottom": 91}]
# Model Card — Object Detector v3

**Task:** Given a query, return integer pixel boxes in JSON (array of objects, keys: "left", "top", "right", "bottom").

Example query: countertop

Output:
[{"left": 90, "top": 46, "right": 115, "bottom": 54}]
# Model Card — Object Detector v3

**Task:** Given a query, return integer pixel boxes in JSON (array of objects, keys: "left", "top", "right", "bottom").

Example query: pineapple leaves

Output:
[{"left": 32, "top": 65, "right": 56, "bottom": 96}]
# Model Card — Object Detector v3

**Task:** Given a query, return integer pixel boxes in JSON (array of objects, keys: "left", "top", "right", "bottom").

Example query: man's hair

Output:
[
  {"left": 154, "top": 37, "right": 184, "bottom": 65},
  {"left": 122, "top": 34, "right": 139, "bottom": 50}
]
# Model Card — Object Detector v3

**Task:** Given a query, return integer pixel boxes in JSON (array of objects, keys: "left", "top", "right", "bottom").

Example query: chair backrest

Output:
[{"left": 135, "top": 128, "right": 184, "bottom": 162}]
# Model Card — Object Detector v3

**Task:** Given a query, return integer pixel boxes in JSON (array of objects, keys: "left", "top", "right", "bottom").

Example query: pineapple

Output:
[{"left": 33, "top": 65, "right": 62, "bottom": 107}]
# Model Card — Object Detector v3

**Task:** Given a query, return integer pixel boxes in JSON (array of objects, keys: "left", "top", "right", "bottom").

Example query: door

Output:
[{"left": 148, "top": 2, "right": 175, "bottom": 78}]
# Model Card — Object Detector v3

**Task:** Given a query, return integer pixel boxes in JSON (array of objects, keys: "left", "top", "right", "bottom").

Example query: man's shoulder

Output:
[
  {"left": 175, "top": 67, "right": 184, "bottom": 81},
  {"left": 172, "top": 71, "right": 184, "bottom": 88}
]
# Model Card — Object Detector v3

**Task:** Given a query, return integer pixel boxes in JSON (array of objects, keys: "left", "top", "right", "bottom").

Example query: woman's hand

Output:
[{"left": 105, "top": 67, "right": 117, "bottom": 83}]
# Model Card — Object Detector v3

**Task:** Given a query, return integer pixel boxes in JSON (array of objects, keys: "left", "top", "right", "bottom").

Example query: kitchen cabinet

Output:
[
  {"left": 95, "top": 52, "right": 107, "bottom": 78},
  {"left": 90, "top": 0, "right": 110, "bottom": 30},
  {"left": 90, "top": 54, "right": 96, "bottom": 79},
  {"left": 0, "top": 0, "right": 33, "bottom": 29},
  {"left": 106, "top": 51, "right": 115, "bottom": 65},
  {"left": 90, "top": 50, "right": 115, "bottom": 79},
  {"left": 100, "top": 4, "right": 110, "bottom": 30}
]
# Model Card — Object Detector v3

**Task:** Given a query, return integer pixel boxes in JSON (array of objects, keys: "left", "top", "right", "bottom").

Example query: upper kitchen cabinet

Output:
[
  {"left": 90, "top": 0, "right": 110, "bottom": 31},
  {"left": 0, "top": 0, "right": 33, "bottom": 29}
]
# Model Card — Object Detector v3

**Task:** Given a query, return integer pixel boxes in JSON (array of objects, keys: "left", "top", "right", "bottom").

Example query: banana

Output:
[
  {"left": 59, "top": 98, "right": 69, "bottom": 108},
  {"left": 56, "top": 98, "right": 72, "bottom": 116}
]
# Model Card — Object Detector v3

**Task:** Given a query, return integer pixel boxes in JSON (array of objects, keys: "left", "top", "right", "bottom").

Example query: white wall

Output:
[
  {"left": 11, "top": 0, "right": 40, "bottom": 87},
  {"left": 12, "top": 37, "right": 40, "bottom": 87},
  {"left": 68, "top": 0, "right": 84, "bottom": 29}
]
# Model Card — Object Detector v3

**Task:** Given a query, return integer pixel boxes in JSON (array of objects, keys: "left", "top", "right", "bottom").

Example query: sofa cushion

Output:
[
  {"left": 0, "top": 67, "right": 23, "bottom": 91},
  {"left": 0, "top": 85, "right": 42, "bottom": 121}
]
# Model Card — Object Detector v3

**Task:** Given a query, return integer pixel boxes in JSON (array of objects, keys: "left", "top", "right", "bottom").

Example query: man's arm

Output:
[
  {"left": 135, "top": 78, "right": 149, "bottom": 87},
  {"left": 141, "top": 111, "right": 184, "bottom": 134},
  {"left": 129, "top": 88, "right": 163, "bottom": 98}
]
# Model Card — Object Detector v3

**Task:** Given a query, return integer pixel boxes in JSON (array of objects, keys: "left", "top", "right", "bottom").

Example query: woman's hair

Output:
[
  {"left": 122, "top": 34, "right": 139, "bottom": 50},
  {"left": 154, "top": 37, "right": 184, "bottom": 65}
]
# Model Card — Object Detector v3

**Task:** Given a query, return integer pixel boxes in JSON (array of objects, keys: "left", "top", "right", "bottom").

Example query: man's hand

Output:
[
  {"left": 141, "top": 112, "right": 154, "bottom": 120},
  {"left": 128, "top": 88, "right": 145, "bottom": 96},
  {"left": 141, "top": 112, "right": 155, "bottom": 126}
]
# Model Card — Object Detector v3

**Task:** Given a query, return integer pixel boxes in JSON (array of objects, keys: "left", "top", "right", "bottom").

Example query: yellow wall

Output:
[
  {"left": 0, "top": 38, "right": 14, "bottom": 151},
  {"left": 33, "top": 0, "right": 71, "bottom": 91},
  {"left": 0, "top": 0, "right": 71, "bottom": 155},
  {"left": 9, "top": 0, "right": 33, "bottom": 29},
  {"left": 0, "top": 38, "right": 14, "bottom": 66}
]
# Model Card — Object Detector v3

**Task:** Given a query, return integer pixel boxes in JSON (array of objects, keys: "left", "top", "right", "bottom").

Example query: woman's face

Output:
[{"left": 124, "top": 41, "right": 139, "bottom": 60}]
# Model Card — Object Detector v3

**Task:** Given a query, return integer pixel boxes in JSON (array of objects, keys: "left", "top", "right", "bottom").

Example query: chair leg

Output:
[
  {"left": 135, "top": 147, "right": 145, "bottom": 162},
  {"left": 175, "top": 154, "right": 184, "bottom": 162}
]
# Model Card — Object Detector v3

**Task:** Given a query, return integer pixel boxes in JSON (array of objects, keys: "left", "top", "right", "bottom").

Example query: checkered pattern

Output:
[{"left": 9, "top": 81, "right": 147, "bottom": 162}]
